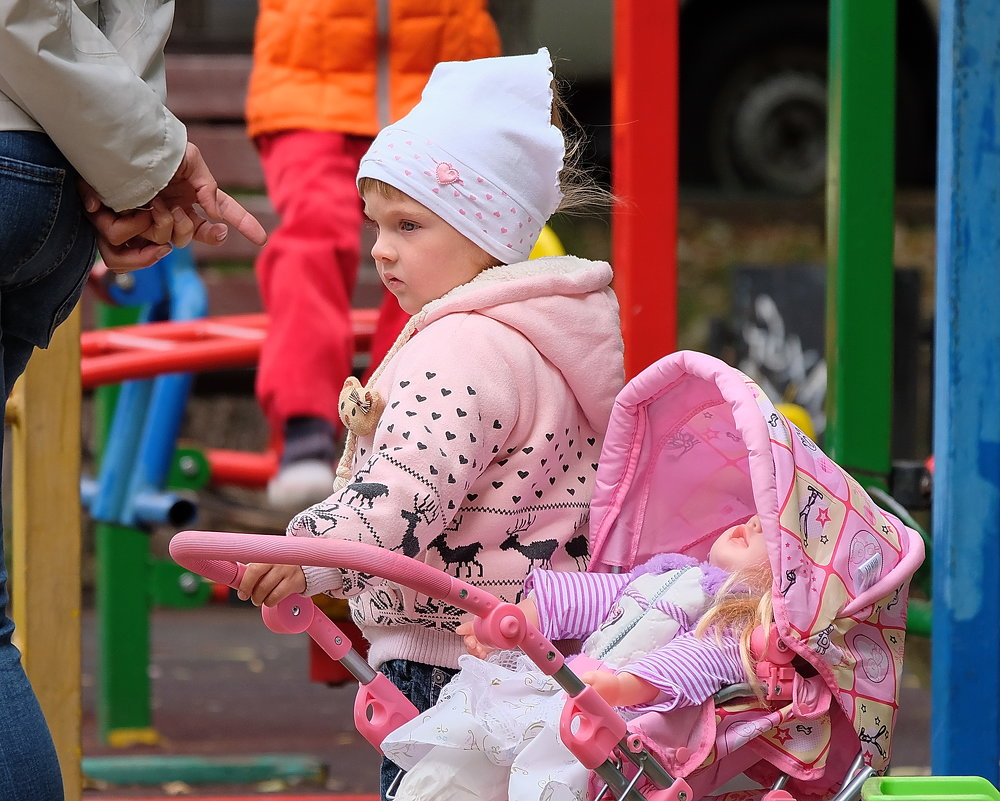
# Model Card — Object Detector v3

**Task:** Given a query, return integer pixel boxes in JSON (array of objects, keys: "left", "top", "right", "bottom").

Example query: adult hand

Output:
[
  {"left": 80, "top": 192, "right": 172, "bottom": 273},
  {"left": 154, "top": 142, "right": 267, "bottom": 247},
  {"left": 79, "top": 141, "right": 267, "bottom": 272}
]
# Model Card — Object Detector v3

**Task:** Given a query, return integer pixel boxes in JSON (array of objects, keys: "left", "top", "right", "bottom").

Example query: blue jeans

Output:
[
  {"left": 0, "top": 130, "right": 96, "bottom": 801},
  {"left": 378, "top": 659, "right": 459, "bottom": 801}
]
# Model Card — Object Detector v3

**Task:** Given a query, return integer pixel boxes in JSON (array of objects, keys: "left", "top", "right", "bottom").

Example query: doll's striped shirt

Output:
[{"left": 525, "top": 566, "right": 746, "bottom": 714}]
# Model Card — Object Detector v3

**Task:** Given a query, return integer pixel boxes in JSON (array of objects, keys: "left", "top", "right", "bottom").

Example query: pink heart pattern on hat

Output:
[
  {"left": 435, "top": 162, "right": 461, "bottom": 185},
  {"left": 360, "top": 131, "right": 544, "bottom": 263}
]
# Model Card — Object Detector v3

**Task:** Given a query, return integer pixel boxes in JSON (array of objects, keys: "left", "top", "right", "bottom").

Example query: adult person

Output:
[{"left": 0, "top": 2, "right": 265, "bottom": 798}]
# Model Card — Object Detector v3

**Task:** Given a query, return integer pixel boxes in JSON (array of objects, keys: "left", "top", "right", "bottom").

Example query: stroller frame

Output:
[{"left": 169, "top": 533, "right": 883, "bottom": 801}]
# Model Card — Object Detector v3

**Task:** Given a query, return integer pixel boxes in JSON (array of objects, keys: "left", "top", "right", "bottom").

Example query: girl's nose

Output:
[{"left": 371, "top": 234, "right": 394, "bottom": 263}]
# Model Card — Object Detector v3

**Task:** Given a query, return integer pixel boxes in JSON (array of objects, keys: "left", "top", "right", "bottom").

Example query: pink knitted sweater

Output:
[{"left": 287, "top": 256, "right": 624, "bottom": 669}]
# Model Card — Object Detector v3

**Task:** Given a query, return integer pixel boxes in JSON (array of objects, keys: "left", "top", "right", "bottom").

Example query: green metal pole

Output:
[
  {"left": 95, "top": 304, "right": 158, "bottom": 746},
  {"left": 825, "top": 0, "right": 896, "bottom": 490},
  {"left": 95, "top": 523, "right": 156, "bottom": 744}
]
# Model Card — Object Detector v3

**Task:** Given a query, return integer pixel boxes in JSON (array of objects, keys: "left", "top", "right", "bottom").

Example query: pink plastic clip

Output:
[
  {"left": 474, "top": 602, "right": 528, "bottom": 650},
  {"left": 475, "top": 603, "right": 566, "bottom": 676},
  {"left": 758, "top": 664, "right": 797, "bottom": 701},
  {"left": 751, "top": 626, "right": 796, "bottom": 702},
  {"left": 261, "top": 594, "right": 314, "bottom": 634},
  {"left": 559, "top": 685, "right": 627, "bottom": 769},
  {"left": 354, "top": 673, "right": 419, "bottom": 752}
]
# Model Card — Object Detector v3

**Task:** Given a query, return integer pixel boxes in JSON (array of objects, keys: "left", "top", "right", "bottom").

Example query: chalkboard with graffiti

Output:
[
  {"left": 712, "top": 264, "right": 925, "bottom": 456},
  {"left": 720, "top": 265, "right": 828, "bottom": 439}
]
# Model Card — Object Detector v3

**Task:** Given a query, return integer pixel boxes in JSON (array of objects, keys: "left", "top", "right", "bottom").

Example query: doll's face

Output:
[{"left": 709, "top": 515, "right": 768, "bottom": 572}]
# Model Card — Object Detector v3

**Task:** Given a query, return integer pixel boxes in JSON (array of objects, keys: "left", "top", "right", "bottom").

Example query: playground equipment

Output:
[
  {"left": 930, "top": 0, "right": 1000, "bottom": 778},
  {"left": 6, "top": 311, "right": 84, "bottom": 796},
  {"left": 862, "top": 775, "right": 1000, "bottom": 801}
]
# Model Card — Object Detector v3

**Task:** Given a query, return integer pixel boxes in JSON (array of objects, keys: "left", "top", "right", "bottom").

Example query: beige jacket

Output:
[{"left": 0, "top": 0, "right": 186, "bottom": 210}]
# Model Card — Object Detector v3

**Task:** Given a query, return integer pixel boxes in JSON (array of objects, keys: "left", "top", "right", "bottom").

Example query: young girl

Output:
[
  {"left": 236, "top": 48, "right": 625, "bottom": 798},
  {"left": 381, "top": 515, "right": 773, "bottom": 801}
]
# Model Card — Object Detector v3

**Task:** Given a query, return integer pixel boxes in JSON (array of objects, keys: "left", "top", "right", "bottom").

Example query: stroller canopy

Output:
[{"left": 587, "top": 351, "right": 924, "bottom": 775}]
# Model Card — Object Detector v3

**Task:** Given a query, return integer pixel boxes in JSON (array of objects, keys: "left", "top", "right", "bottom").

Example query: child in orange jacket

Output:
[{"left": 246, "top": 0, "right": 499, "bottom": 509}]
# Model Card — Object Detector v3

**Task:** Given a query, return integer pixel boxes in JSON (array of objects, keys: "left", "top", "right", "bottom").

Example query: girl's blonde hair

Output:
[
  {"left": 550, "top": 78, "right": 616, "bottom": 216},
  {"left": 695, "top": 561, "right": 774, "bottom": 702}
]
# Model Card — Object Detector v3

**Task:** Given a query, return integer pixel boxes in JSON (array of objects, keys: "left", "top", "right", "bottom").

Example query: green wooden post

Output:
[
  {"left": 825, "top": 0, "right": 896, "bottom": 489},
  {"left": 95, "top": 522, "right": 157, "bottom": 745},
  {"left": 94, "top": 304, "right": 159, "bottom": 746}
]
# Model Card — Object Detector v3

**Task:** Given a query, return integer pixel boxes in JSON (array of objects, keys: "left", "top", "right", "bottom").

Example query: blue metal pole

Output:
[
  {"left": 932, "top": 0, "right": 1000, "bottom": 781},
  {"left": 121, "top": 249, "right": 206, "bottom": 528}
]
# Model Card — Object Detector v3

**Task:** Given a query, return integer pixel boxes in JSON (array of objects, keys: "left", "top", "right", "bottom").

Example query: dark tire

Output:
[
  {"left": 679, "top": 0, "right": 937, "bottom": 195},
  {"left": 680, "top": 1, "right": 829, "bottom": 195}
]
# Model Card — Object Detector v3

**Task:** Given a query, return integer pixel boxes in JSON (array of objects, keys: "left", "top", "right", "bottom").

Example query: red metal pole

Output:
[
  {"left": 80, "top": 309, "right": 379, "bottom": 389},
  {"left": 206, "top": 448, "right": 278, "bottom": 488},
  {"left": 612, "top": 0, "right": 679, "bottom": 378},
  {"left": 81, "top": 340, "right": 264, "bottom": 389}
]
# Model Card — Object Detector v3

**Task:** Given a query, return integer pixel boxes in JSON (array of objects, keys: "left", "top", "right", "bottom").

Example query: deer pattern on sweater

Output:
[{"left": 289, "top": 361, "right": 604, "bottom": 636}]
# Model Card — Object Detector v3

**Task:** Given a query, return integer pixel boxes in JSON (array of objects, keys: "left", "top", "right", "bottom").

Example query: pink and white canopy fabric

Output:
[{"left": 586, "top": 351, "right": 924, "bottom": 788}]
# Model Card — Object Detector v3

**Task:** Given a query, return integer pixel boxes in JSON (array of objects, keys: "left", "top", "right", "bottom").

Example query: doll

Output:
[{"left": 383, "top": 515, "right": 773, "bottom": 801}]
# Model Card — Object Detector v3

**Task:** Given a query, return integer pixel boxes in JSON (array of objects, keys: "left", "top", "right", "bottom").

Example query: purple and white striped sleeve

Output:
[
  {"left": 524, "top": 570, "right": 631, "bottom": 641},
  {"left": 617, "top": 629, "right": 746, "bottom": 713}
]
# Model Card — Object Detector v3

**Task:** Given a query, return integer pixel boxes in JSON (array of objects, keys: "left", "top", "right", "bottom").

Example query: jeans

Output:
[
  {"left": 0, "top": 130, "right": 96, "bottom": 801},
  {"left": 378, "top": 659, "right": 459, "bottom": 801}
]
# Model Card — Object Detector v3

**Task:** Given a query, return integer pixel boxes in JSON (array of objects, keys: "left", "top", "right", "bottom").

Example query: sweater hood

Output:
[{"left": 415, "top": 256, "right": 624, "bottom": 432}]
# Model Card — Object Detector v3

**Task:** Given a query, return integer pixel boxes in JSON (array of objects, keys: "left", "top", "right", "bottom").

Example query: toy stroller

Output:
[{"left": 170, "top": 350, "right": 925, "bottom": 801}]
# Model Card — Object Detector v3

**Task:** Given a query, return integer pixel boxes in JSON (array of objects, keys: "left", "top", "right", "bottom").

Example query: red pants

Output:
[{"left": 254, "top": 130, "right": 409, "bottom": 433}]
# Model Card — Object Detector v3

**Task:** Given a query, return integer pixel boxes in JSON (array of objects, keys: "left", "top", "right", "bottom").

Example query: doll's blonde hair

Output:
[{"left": 695, "top": 560, "right": 774, "bottom": 702}]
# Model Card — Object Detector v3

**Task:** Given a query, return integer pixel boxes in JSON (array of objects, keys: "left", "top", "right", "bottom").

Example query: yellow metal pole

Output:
[{"left": 7, "top": 307, "right": 83, "bottom": 801}]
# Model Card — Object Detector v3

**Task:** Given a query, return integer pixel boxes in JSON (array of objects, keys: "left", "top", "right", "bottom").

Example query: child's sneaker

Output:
[
  {"left": 267, "top": 415, "right": 337, "bottom": 511},
  {"left": 266, "top": 458, "right": 335, "bottom": 511}
]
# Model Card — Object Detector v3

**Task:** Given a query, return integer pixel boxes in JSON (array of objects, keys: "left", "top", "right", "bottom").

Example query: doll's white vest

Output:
[{"left": 582, "top": 566, "right": 715, "bottom": 669}]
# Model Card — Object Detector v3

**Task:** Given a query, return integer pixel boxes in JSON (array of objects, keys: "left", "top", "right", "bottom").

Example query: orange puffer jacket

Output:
[{"left": 246, "top": 0, "right": 500, "bottom": 139}]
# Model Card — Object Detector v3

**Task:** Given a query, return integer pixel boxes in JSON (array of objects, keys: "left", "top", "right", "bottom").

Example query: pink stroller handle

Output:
[
  {"left": 258, "top": 591, "right": 420, "bottom": 750},
  {"left": 168, "top": 531, "right": 568, "bottom": 670},
  {"left": 168, "top": 530, "right": 569, "bottom": 748},
  {"left": 170, "top": 531, "right": 459, "bottom": 599}
]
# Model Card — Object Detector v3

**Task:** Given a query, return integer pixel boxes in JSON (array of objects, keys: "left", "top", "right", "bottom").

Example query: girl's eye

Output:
[{"left": 400, "top": 221, "right": 418, "bottom": 232}]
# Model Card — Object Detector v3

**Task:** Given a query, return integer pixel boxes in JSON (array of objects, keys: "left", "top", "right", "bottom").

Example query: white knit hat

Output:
[{"left": 357, "top": 48, "right": 565, "bottom": 264}]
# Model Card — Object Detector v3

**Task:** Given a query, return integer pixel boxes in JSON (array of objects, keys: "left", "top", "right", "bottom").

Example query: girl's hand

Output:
[
  {"left": 456, "top": 596, "right": 541, "bottom": 659},
  {"left": 456, "top": 618, "right": 493, "bottom": 659},
  {"left": 237, "top": 563, "right": 306, "bottom": 607},
  {"left": 580, "top": 670, "right": 659, "bottom": 708}
]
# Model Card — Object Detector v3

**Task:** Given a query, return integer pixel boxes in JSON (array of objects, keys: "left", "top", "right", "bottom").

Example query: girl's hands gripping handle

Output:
[{"left": 169, "top": 531, "right": 566, "bottom": 675}]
